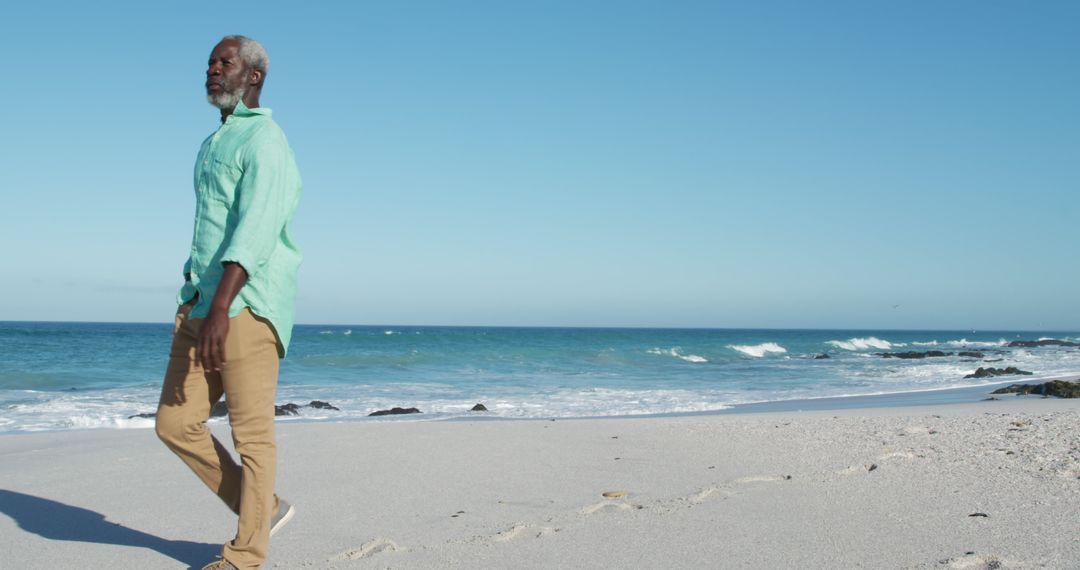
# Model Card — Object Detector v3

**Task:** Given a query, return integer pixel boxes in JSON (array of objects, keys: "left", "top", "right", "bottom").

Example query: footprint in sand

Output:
[
  {"left": 1056, "top": 467, "right": 1080, "bottom": 480},
  {"left": 939, "top": 552, "right": 1004, "bottom": 569},
  {"left": 690, "top": 476, "right": 787, "bottom": 503},
  {"left": 689, "top": 487, "right": 732, "bottom": 503},
  {"left": 836, "top": 465, "right": 875, "bottom": 476},
  {"left": 334, "top": 538, "right": 400, "bottom": 560},
  {"left": 493, "top": 524, "right": 559, "bottom": 541},
  {"left": 581, "top": 501, "right": 636, "bottom": 515},
  {"left": 878, "top": 450, "right": 918, "bottom": 460},
  {"left": 732, "top": 475, "right": 789, "bottom": 484}
]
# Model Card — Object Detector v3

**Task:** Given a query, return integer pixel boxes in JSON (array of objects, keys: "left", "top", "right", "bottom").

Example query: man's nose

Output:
[{"left": 207, "top": 63, "right": 221, "bottom": 76}]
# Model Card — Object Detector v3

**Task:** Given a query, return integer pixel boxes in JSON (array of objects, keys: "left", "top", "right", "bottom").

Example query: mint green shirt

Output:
[{"left": 178, "top": 100, "right": 302, "bottom": 356}]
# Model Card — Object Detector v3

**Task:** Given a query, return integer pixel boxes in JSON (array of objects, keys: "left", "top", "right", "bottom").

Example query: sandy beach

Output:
[{"left": 2, "top": 393, "right": 1079, "bottom": 569}]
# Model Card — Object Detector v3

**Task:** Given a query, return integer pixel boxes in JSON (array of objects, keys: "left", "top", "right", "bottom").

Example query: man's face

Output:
[{"left": 206, "top": 40, "right": 249, "bottom": 110}]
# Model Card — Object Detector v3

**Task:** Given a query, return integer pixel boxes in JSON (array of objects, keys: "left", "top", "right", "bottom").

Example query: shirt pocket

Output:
[{"left": 199, "top": 157, "right": 243, "bottom": 205}]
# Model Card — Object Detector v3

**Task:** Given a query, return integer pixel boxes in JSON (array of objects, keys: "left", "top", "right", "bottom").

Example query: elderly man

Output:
[{"left": 155, "top": 35, "right": 302, "bottom": 570}]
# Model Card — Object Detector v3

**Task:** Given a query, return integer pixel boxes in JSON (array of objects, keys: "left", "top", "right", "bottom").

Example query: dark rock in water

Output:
[
  {"left": 138, "top": 402, "right": 228, "bottom": 419},
  {"left": 470, "top": 403, "right": 489, "bottom": 412},
  {"left": 369, "top": 407, "right": 421, "bottom": 417},
  {"left": 966, "top": 367, "right": 1033, "bottom": 379},
  {"left": 991, "top": 380, "right": 1080, "bottom": 398},
  {"left": 140, "top": 400, "right": 337, "bottom": 419},
  {"left": 957, "top": 351, "right": 985, "bottom": 359},
  {"left": 1007, "top": 339, "right": 1079, "bottom": 348},
  {"left": 275, "top": 403, "right": 301, "bottom": 416},
  {"left": 1041, "top": 380, "right": 1080, "bottom": 399},
  {"left": 878, "top": 351, "right": 952, "bottom": 359},
  {"left": 814, "top": 353, "right": 830, "bottom": 359}
]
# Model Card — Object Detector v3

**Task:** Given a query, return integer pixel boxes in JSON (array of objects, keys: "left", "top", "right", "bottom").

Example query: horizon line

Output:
[{"left": 0, "top": 319, "right": 1077, "bottom": 334}]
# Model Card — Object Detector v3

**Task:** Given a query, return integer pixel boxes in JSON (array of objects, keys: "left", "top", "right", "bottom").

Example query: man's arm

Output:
[
  {"left": 201, "top": 127, "right": 296, "bottom": 370},
  {"left": 218, "top": 128, "right": 296, "bottom": 281},
  {"left": 196, "top": 262, "right": 248, "bottom": 371}
]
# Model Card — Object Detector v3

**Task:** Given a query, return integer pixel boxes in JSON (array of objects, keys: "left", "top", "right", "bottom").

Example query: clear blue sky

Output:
[{"left": 1, "top": 1, "right": 1076, "bottom": 329}]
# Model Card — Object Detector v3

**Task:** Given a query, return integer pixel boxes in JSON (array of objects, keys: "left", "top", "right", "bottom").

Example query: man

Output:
[{"left": 155, "top": 35, "right": 302, "bottom": 570}]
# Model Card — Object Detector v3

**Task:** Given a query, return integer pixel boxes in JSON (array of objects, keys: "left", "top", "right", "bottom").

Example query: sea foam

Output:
[
  {"left": 911, "top": 338, "right": 1008, "bottom": 348},
  {"left": 728, "top": 343, "right": 787, "bottom": 358},
  {"left": 647, "top": 347, "right": 708, "bottom": 363},
  {"left": 827, "top": 337, "right": 896, "bottom": 351}
]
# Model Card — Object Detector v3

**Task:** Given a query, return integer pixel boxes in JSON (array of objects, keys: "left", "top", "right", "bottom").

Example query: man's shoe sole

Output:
[{"left": 270, "top": 503, "right": 295, "bottom": 537}]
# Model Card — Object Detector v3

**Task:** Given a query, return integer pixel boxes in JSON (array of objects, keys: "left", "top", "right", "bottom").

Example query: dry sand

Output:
[{"left": 2, "top": 397, "right": 1079, "bottom": 569}]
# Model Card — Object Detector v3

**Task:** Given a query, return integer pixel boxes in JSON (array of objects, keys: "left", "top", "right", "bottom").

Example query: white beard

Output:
[{"left": 207, "top": 84, "right": 246, "bottom": 111}]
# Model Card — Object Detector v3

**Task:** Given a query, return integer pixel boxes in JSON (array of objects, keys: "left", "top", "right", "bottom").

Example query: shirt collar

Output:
[{"left": 232, "top": 99, "right": 272, "bottom": 118}]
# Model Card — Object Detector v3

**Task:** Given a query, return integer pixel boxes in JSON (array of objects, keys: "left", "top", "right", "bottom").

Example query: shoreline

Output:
[
  {"left": 437, "top": 377, "right": 1075, "bottom": 424},
  {"left": 700, "top": 372, "right": 1080, "bottom": 415},
  {"left": 1, "top": 374, "right": 1076, "bottom": 436}
]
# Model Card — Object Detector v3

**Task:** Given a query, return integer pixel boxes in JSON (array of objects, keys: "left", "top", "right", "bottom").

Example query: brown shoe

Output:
[{"left": 201, "top": 559, "right": 237, "bottom": 570}]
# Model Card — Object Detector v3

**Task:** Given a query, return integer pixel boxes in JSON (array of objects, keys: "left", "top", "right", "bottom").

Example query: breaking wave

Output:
[
  {"left": 728, "top": 342, "right": 787, "bottom": 358},
  {"left": 911, "top": 338, "right": 1008, "bottom": 348},
  {"left": 827, "top": 337, "right": 897, "bottom": 351},
  {"left": 647, "top": 347, "right": 709, "bottom": 363}
]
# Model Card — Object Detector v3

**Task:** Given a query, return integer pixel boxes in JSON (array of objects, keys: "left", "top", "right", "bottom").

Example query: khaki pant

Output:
[{"left": 156, "top": 307, "right": 281, "bottom": 569}]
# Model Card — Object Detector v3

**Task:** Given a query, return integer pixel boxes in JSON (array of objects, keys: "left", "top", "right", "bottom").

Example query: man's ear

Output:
[{"left": 249, "top": 69, "right": 264, "bottom": 86}]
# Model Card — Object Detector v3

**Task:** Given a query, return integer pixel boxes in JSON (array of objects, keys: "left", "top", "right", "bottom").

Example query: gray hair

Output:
[{"left": 222, "top": 35, "right": 269, "bottom": 75}]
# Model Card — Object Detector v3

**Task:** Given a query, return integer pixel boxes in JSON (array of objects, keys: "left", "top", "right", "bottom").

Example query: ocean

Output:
[{"left": 1, "top": 322, "right": 1078, "bottom": 433}]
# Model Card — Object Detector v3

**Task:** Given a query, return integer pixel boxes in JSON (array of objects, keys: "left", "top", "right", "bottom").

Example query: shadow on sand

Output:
[{"left": 0, "top": 489, "right": 218, "bottom": 569}]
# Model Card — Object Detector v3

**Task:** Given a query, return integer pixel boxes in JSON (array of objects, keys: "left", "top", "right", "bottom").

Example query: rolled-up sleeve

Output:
[
  {"left": 177, "top": 256, "right": 197, "bottom": 303},
  {"left": 219, "top": 129, "right": 295, "bottom": 279}
]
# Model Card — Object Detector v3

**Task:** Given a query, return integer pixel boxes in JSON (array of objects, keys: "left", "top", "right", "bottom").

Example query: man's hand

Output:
[
  {"left": 195, "top": 262, "right": 248, "bottom": 372},
  {"left": 197, "top": 308, "right": 230, "bottom": 371}
]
